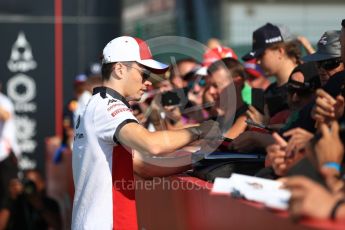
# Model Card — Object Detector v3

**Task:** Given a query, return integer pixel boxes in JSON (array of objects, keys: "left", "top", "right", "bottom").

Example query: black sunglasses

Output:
[
  {"left": 287, "top": 86, "right": 313, "bottom": 97},
  {"left": 287, "top": 80, "right": 314, "bottom": 97},
  {"left": 121, "top": 63, "right": 151, "bottom": 82},
  {"left": 187, "top": 75, "right": 206, "bottom": 90},
  {"left": 316, "top": 58, "right": 342, "bottom": 71}
]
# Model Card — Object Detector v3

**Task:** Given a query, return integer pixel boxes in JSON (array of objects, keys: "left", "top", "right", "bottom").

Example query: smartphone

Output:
[
  {"left": 251, "top": 88, "right": 265, "bottom": 114},
  {"left": 310, "top": 122, "right": 345, "bottom": 148},
  {"left": 161, "top": 90, "right": 181, "bottom": 106}
]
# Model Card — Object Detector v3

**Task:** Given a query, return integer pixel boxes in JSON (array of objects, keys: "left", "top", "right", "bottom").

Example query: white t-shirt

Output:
[
  {"left": 0, "top": 92, "right": 20, "bottom": 161},
  {"left": 72, "top": 87, "right": 138, "bottom": 230}
]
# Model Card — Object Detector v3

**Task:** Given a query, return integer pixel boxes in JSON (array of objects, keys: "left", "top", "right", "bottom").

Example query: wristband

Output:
[
  {"left": 323, "top": 162, "right": 341, "bottom": 173},
  {"left": 330, "top": 198, "right": 345, "bottom": 220}
]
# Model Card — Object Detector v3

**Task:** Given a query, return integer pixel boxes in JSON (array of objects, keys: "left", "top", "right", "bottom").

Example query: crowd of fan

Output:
[{"left": 121, "top": 20, "right": 345, "bottom": 221}]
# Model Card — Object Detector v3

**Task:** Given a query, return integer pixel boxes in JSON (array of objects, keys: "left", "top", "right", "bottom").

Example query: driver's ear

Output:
[{"left": 112, "top": 62, "right": 125, "bottom": 80}]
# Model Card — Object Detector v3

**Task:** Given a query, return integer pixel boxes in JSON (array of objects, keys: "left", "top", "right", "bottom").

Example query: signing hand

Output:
[
  {"left": 283, "top": 128, "right": 314, "bottom": 157},
  {"left": 246, "top": 105, "right": 269, "bottom": 126}
]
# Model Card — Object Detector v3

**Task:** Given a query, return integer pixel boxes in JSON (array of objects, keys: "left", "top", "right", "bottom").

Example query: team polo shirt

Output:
[{"left": 72, "top": 87, "right": 138, "bottom": 230}]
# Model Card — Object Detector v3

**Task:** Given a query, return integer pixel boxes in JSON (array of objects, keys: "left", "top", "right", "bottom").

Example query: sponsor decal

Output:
[
  {"left": 107, "top": 103, "right": 124, "bottom": 112},
  {"left": 108, "top": 99, "right": 117, "bottom": 105},
  {"left": 7, "top": 32, "right": 37, "bottom": 72},
  {"left": 265, "top": 36, "right": 282, "bottom": 44},
  {"left": 111, "top": 108, "right": 132, "bottom": 117},
  {"left": 6, "top": 31, "right": 38, "bottom": 170},
  {"left": 319, "top": 36, "right": 328, "bottom": 45}
]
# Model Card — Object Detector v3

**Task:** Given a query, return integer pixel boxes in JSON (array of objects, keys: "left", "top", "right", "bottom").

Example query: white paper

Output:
[
  {"left": 211, "top": 173, "right": 291, "bottom": 210},
  {"left": 212, "top": 177, "right": 233, "bottom": 194}
]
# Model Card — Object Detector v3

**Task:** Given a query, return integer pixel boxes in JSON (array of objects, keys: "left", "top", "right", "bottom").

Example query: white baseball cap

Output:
[{"left": 102, "top": 36, "right": 169, "bottom": 73}]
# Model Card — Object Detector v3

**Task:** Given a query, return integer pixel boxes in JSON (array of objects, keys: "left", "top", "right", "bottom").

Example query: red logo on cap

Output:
[{"left": 134, "top": 38, "right": 152, "bottom": 60}]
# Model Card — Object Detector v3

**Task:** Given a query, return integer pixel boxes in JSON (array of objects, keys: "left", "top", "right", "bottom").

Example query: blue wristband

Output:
[{"left": 323, "top": 162, "right": 341, "bottom": 172}]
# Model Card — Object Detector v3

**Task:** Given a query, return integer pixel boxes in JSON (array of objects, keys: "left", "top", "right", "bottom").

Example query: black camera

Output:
[
  {"left": 22, "top": 178, "right": 37, "bottom": 196},
  {"left": 161, "top": 90, "right": 182, "bottom": 106}
]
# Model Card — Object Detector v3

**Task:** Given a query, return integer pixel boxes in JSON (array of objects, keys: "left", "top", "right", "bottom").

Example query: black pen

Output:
[
  {"left": 245, "top": 119, "right": 274, "bottom": 133},
  {"left": 222, "top": 137, "right": 233, "bottom": 143}
]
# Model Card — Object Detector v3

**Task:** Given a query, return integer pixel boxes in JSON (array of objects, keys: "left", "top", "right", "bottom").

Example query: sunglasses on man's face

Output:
[
  {"left": 121, "top": 63, "right": 151, "bottom": 82},
  {"left": 137, "top": 68, "right": 151, "bottom": 82},
  {"left": 316, "top": 58, "right": 341, "bottom": 71},
  {"left": 287, "top": 79, "right": 314, "bottom": 97}
]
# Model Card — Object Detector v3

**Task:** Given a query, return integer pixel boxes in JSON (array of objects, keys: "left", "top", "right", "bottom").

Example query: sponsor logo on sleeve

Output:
[
  {"left": 111, "top": 108, "right": 132, "bottom": 117},
  {"left": 107, "top": 103, "right": 124, "bottom": 112}
]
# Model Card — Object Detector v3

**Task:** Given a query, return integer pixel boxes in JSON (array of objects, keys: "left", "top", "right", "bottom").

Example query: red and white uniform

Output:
[{"left": 72, "top": 87, "right": 138, "bottom": 230}]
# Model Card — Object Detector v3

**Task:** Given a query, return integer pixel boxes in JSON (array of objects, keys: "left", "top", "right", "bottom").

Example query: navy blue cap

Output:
[{"left": 242, "top": 23, "right": 294, "bottom": 61}]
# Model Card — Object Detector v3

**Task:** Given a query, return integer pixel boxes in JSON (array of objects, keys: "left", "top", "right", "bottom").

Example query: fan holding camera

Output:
[
  {"left": 146, "top": 85, "right": 190, "bottom": 131},
  {"left": 148, "top": 67, "right": 208, "bottom": 131}
]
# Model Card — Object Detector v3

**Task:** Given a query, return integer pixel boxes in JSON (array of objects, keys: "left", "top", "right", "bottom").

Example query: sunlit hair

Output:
[{"left": 267, "top": 40, "right": 302, "bottom": 65}]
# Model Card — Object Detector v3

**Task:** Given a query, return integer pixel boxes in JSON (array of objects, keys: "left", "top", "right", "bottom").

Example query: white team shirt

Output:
[
  {"left": 74, "top": 90, "right": 92, "bottom": 125},
  {"left": 72, "top": 87, "right": 138, "bottom": 230}
]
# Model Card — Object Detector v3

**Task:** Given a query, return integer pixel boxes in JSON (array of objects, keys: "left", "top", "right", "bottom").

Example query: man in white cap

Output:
[{"left": 71, "top": 36, "right": 221, "bottom": 230}]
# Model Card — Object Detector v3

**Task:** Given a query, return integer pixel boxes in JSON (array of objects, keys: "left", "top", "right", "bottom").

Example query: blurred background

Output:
[{"left": 0, "top": 0, "right": 344, "bottom": 176}]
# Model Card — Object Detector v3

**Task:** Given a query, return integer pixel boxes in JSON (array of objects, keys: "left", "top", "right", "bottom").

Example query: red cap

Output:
[{"left": 202, "top": 46, "right": 238, "bottom": 67}]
